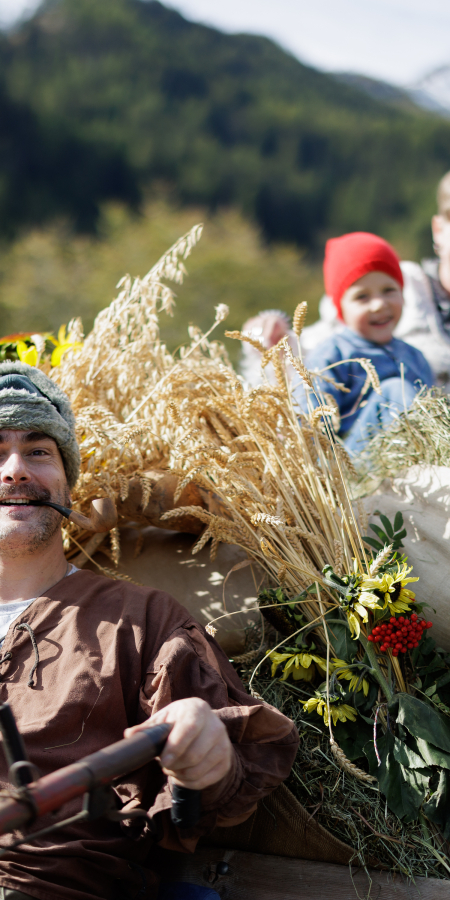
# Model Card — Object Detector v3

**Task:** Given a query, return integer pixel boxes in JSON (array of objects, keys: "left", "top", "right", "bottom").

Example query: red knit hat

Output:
[{"left": 324, "top": 232, "right": 403, "bottom": 320}]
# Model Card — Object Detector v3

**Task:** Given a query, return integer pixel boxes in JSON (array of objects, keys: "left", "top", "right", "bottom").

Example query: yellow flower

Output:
[
  {"left": 50, "top": 324, "right": 83, "bottom": 367},
  {"left": 301, "top": 697, "right": 357, "bottom": 727},
  {"left": 353, "top": 590, "right": 382, "bottom": 622},
  {"left": 360, "top": 562, "right": 418, "bottom": 615},
  {"left": 347, "top": 611, "right": 361, "bottom": 639},
  {"left": 268, "top": 650, "right": 328, "bottom": 683},
  {"left": 16, "top": 340, "right": 38, "bottom": 366},
  {"left": 332, "top": 658, "right": 369, "bottom": 696}
]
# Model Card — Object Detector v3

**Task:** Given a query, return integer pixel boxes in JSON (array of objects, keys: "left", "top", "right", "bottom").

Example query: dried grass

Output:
[
  {"left": 236, "top": 658, "right": 450, "bottom": 881},
  {"left": 359, "top": 388, "right": 450, "bottom": 486}
]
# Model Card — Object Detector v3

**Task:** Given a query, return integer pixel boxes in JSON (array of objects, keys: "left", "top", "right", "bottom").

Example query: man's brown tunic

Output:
[{"left": 0, "top": 569, "right": 298, "bottom": 900}]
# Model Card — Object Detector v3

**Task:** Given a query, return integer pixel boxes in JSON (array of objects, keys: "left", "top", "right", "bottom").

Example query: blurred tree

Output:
[
  {"left": 0, "top": 0, "right": 448, "bottom": 255},
  {"left": 0, "top": 70, "right": 139, "bottom": 237},
  {"left": 0, "top": 198, "right": 323, "bottom": 363}
]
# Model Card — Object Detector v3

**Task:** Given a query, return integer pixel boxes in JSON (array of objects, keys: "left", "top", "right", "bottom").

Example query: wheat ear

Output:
[
  {"left": 225, "top": 330, "right": 265, "bottom": 354},
  {"left": 293, "top": 301, "right": 308, "bottom": 337},
  {"left": 369, "top": 543, "right": 393, "bottom": 576}
]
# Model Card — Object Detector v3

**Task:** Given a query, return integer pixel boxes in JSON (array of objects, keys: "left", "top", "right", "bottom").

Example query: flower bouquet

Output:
[{"left": 264, "top": 513, "right": 450, "bottom": 837}]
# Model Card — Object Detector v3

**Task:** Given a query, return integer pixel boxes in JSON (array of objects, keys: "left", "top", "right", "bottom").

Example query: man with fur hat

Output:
[{"left": 0, "top": 362, "right": 299, "bottom": 900}]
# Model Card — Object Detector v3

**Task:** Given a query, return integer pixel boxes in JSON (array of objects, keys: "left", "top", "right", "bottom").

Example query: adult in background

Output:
[{"left": 0, "top": 362, "right": 299, "bottom": 900}]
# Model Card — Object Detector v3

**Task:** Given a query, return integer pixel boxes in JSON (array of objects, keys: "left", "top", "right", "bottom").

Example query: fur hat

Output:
[{"left": 0, "top": 361, "right": 80, "bottom": 488}]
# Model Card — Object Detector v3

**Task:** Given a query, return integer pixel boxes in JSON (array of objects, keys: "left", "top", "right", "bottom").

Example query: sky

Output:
[{"left": 1, "top": 0, "right": 450, "bottom": 87}]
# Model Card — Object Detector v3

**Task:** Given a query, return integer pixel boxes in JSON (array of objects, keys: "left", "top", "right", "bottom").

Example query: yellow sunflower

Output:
[
  {"left": 359, "top": 562, "right": 418, "bottom": 615},
  {"left": 301, "top": 697, "right": 357, "bottom": 727},
  {"left": 16, "top": 340, "right": 39, "bottom": 367},
  {"left": 349, "top": 590, "right": 382, "bottom": 638},
  {"left": 268, "top": 650, "right": 327, "bottom": 683},
  {"left": 332, "top": 658, "right": 369, "bottom": 696},
  {"left": 50, "top": 324, "right": 83, "bottom": 367}
]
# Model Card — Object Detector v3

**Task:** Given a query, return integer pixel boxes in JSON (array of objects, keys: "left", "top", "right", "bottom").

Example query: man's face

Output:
[
  {"left": 340, "top": 270, "right": 404, "bottom": 345},
  {"left": 0, "top": 430, "right": 70, "bottom": 556}
]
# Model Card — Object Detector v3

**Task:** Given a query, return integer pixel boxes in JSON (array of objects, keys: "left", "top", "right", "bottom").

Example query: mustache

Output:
[{"left": 0, "top": 486, "right": 51, "bottom": 502}]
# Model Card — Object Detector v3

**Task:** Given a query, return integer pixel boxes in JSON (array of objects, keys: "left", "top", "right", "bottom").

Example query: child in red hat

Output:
[{"left": 300, "top": 232, "right": 434, "bottom": 452}]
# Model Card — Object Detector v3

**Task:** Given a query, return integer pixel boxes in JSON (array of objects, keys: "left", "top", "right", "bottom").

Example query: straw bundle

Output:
[
  {"left": 46, "top": 223, "right": 233, "bottom": 560},
  {"left": 159, "top": 336, "right": 370, "bottom": 648},
  {"left": 45, "top": 228, "right": 369, "bottom": 650}
]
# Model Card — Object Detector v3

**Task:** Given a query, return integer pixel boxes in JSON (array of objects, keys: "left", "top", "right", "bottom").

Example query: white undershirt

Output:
[{"left": 0, "top": 564, "right": 78, "bottom": 646}]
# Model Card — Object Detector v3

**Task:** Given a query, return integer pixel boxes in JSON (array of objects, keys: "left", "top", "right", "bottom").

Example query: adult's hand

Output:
[{"left": 124, "top": 697, "right": 232, "bottom": 791}]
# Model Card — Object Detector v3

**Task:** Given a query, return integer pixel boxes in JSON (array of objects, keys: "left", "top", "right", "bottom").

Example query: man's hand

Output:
[{"left": 124, "top": 698, "right": 232, "bottom": 791}]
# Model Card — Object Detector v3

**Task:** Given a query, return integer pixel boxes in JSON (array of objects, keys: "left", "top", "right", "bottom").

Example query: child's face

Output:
[{"left": 340, "top": 270, "right": 403, "bottom": 344}]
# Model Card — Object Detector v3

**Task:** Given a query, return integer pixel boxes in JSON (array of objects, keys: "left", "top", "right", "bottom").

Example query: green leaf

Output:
[
  {"left": 391, "top": 693, "right": 450, "bottom": 754},
  {"left": 423, "top": 770, "right": 450, "bottom": 839},
  {"left": 364, "top": 537, "right": 383, "bottom": 552},
  {"left": 334, "top": 718, "right": 372, "bottom": 761},
  {"left": 353, "top": 681, "right": 377, "bottom": 714},
  {"left": 393, "top": 736, "right": 428, "bottom": 769},
  {"left": 365, "top": 732, "right": 430, "bottom": 821},
  {"left": 414, "top": 737, "right": 450, "bottom": 770},
  {"left": 435, "top": 671, "right": 450, "bottom": 691},
  {"left": 379, "top": 514, "right": 394, "bottom": 537},
  {"left": 394, "top": 511, "right": 404, "bottom": 532},
  {"left": 327, "top": 619, "right": 358, "bottom": 661},
  {"left": 370, "top": 524, "right": 390, "bottom": 542}
]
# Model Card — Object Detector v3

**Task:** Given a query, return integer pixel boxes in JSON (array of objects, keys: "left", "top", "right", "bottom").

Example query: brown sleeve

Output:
[{"left": 139, "top": 621, "right": 299, "bottom": 848}]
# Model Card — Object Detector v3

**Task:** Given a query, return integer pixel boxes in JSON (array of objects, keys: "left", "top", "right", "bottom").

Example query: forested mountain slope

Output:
[{"left": 1, "top": 0, "right": 450, "bottom": 254}]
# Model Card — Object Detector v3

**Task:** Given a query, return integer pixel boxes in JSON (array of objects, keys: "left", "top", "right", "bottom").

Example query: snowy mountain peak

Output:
[{"left": 410, "top": 65, "right": 450, "bottom": 115}]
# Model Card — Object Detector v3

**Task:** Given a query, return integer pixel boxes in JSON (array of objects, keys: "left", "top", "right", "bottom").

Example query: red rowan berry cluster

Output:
[{"left": 367, "top": 614, "right": 432, "bottom": 656}]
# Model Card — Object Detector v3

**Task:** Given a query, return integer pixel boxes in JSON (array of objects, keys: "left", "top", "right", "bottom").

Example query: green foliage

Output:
[
  {"left": 364, "top": 510, "right": 407, "bottom": 554},
  {"left": 423, "top": 770, "right": 450, "bottom": 838},
  {"left": 394, "top": 693, "right": 450, "bottom": 754},
  {"left": 409, "top": 628, "right": 450, "bottom": 714},
  {"left": 325, "top": 617, "right": 358, "bottom": 661},
  {"left": 360, "top": 692, "right": 450, "bottom": 831},
  {"left": 0, "top": 200, "right": 323, "bottom": 357},
  {"left": 0, "top": 0, "right": 449, "bottom": 255},
  {"left": 365, "top": 730, "right": 431, "bottom": 823},
  {"left": 258, "top": 585, "right": 308, "bottom": 636},
  {"left": 333, "top": 717, "right": 372, "bottom": 761},
  {"left": 0, "top": 71, "right": 138, "bottom": 239}
]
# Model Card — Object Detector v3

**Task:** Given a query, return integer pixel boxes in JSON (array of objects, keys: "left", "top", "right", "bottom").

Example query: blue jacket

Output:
[{"left": 299, "top": 327, "right": 434, "bottom": 433}]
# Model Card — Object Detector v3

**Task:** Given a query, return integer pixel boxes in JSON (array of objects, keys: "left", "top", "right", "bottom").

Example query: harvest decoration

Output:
[{"left": 18, "top": 222, "right": 450, "bottom": 873}]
